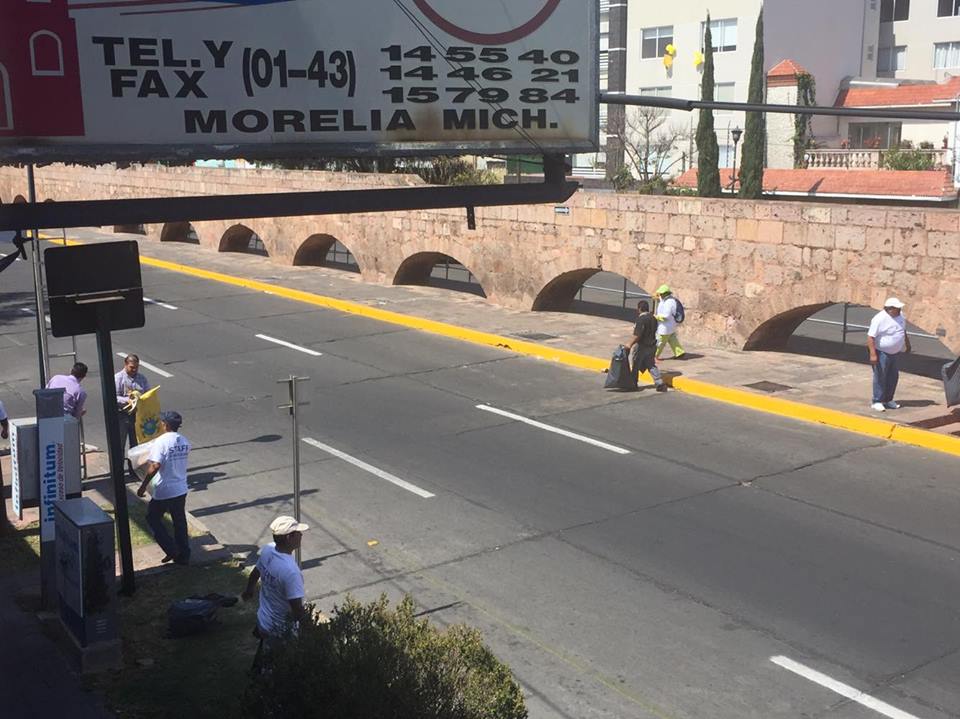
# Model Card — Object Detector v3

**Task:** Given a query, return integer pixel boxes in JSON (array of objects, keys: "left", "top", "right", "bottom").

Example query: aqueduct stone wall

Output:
[{"left": 2, "top": 164, "right": 958, "bottom": 353}]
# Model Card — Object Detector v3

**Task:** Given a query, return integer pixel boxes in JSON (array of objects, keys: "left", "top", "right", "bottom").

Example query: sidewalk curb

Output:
[{"left": 58, "top": 237, "right": 960, "bottom": 460}]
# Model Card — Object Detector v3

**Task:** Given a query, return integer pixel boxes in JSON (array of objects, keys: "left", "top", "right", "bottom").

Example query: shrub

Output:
[
  {"left": 244, "top": 595, "right": 528, "bottom": 719},
  {"left": 881, "top": 147, "right": 937, "bottom": 171},
  {"left": 610, "top": 165, "right": 637, "bottom": 192}
]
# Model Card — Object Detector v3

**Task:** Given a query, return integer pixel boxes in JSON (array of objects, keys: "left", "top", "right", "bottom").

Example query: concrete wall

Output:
[
  {"left": 879, "top": 0, "right": 960, "bottom": 81},
  {"left": 1, "top": 164, "right": 958, "bottom": 353}
]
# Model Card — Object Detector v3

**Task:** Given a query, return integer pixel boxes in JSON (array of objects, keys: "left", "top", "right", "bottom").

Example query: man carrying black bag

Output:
[{"left": 626, "top": 300, "right": 667, "bottom": 393}]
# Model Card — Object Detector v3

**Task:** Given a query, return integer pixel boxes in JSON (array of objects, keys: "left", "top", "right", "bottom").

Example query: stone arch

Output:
[
  {"left": 160, "top": 221, "right": 200, "bottom": 244},
  {"left": 394, "top": 252, "right": 487, "bottom": 298},
  {"left": 293, "top": 233, "right": 360, "bottom": 272},
  {"left": 533, "top": 267, "right": 650, "bottom": 321},
  {"left": 744, "top": 303, "right": 833, "bottom": 351},
  {"left": 219, "top": 223, "right": 267, "bottom": 255}
]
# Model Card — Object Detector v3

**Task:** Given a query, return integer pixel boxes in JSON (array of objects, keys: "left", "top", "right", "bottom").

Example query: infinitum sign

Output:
[{"left": 0, "top": 0, "right": 598, "bottom": 162}]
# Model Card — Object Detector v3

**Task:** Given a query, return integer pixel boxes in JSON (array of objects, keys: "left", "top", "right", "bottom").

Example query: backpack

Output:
[
  {"left": 672, "top": 297, "right": 685, "bottom": 324},
  {"left": 167, "top": 598, "right": 218, "bottom": 638}
]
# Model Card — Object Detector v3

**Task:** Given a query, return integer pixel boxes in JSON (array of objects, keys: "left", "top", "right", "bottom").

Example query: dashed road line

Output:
[
  {"left": 770, "top": 655, "right": 921, "bottom": 719},
  {"left": 476, "top": 404, "right": 631, "bottom": 455},
  {"left": 301, "top": 437, "right": 435, "bottom": 498},
  {"left": 255, "top": 333, "right": 323, "bottom": 356},
  {"left": 115, "top": 352, "right": 174, "bottom": 378},
  {"left": 143, "top": 297, "right": 179, "bottom": 310}
]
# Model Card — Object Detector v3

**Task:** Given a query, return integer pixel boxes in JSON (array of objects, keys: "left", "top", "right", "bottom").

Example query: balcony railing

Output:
[{"left": 804, "top": 148, "right": 952, "bottom": 170}]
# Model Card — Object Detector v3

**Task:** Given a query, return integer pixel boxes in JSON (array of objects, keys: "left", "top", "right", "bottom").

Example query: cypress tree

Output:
[
  {"left": 696, "top": 15, "right": 722, "bottom": 197},
  {"left": 739, "top": 10, "right": 765, "bottom": 199}
]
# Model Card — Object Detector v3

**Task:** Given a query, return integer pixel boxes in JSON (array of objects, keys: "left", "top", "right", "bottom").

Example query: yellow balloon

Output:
[
  {"left": 663, "top": 54, "right": 674, "bottom": 68},
  {"left": 665, "top": 43, "right": 677, "bottom": 56},
  {"left": 694, "top": 51, "right": 704, "bottom": 66}
]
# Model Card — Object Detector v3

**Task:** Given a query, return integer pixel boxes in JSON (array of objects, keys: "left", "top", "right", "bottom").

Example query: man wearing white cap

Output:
[
  {"left": 867, "top": 297, "right": 911, "bottom": 412},
  {"left": 242, "top": 516, "right": 308, "bottom": 644}
]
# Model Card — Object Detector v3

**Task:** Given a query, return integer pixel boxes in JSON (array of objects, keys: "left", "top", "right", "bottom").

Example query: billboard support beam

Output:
[
  {"left": 0, "top": 179, "right": 580, "bottom": 232},
  {"left": 599, "top": 93, "right": 960, "bottom": 122}
]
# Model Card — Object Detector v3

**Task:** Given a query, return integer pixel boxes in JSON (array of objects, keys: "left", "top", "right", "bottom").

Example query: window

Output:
[
  {"left": 715, "top": 82, "right": 736, "bottom": 102},
  {"left": 877, "top": 45, "right": 906, "bottom": 72},
  {"left": 641, "top": 26, "right": 673, "bottom": 59},
  {"left": 701, "top": 18, "right": 738, "bottom": 53},
  {"left": 880, "top": 0, "right": 909, "bottom": 21},
  {"left": 849, "top": 122, "right": 901, "bottom": 149},
  {"left": 29, "top": 31, "right": 63, "bottom": 76},
  {"left": 0, "top": 64, "right": 11, "bottom": 131},
  {"left": 934, "top": 41, "right": 960, "bottom": 67},
  {"left": 639, "top": 86, "right": 672, "bottom": 97},
  {"left": 938, "top": 0, "right": 960, "bottom": 17}
]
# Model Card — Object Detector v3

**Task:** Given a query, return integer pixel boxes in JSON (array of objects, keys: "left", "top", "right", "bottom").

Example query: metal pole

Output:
[
  {"left": 841, "top": 302, "right": 850, "bottom": 346},
  {"left": 278, "top": 375, "right": 309, "bottom": 567},
  {"left": 96, "top": 308, "right": 135, "bottom": 595},
  {"left": 27, "top": 165, "right": 50, "bottom": 386}
]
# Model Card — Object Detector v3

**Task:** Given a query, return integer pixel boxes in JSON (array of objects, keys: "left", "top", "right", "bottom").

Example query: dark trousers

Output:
[
  {"left": 146, "top": 493, "right": 190, "bottom": 562},
  {"left": 872, "top": 350, "right": 900, "bottom": 404},
  {"left": 119, "top": 412, "right": 138, "bottom": 449}
]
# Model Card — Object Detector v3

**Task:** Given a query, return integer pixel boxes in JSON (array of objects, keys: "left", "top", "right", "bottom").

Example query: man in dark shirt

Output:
[{"left": 626, "top": 300, "right": 667, "bottom": 392}]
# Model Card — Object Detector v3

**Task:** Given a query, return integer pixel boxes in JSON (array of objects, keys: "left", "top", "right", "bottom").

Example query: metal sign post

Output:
[
  {"left": 27, "top": 165, "right": 50, "bottom": 387},
  {"left": 277, "top": 375, "right": 309, "bottom": 567}
]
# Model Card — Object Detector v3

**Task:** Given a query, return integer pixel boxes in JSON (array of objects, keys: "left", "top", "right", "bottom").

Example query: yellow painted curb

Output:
[{"left": 51, "top": 235, "right": 960, "bottom": 459}]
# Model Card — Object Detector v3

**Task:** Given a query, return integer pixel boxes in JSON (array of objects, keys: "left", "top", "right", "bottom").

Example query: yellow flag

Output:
[{"left": 135, "top": 385, "right": 162, "bottom": 444}]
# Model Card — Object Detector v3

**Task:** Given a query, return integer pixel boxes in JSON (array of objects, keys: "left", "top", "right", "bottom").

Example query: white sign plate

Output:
[{"left": 0, "top": 0, "right": 598, "bottom": 162}]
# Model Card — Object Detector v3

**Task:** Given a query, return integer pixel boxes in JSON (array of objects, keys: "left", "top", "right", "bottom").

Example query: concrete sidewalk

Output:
[{"left": 71, "top": 228, "right": 959, "bottom": 439}]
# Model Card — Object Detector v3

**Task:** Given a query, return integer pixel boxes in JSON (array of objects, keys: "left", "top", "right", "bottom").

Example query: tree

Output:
[
  {"left": 739, "top": 10, "right": 765, "bottom": 199},
  {"left": 793, "top": 73, "right": 817, "bottom": 167},
  {"left": 607, "top": 107, "right": 689, "bottom": 190},
  {"left": 696, "top": 15, "right": 722, "bottom": 197}
]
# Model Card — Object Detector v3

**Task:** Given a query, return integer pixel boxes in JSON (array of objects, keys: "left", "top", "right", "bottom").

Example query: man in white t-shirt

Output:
[
  {"left": 242, "top": 516, "right": 308, "bottom": 667},
  {"left": 867, "top": 297, "right": 912, "bottom": 412},
  {"left": 136, "top": 411, "right": 192, "bottom": 564}
]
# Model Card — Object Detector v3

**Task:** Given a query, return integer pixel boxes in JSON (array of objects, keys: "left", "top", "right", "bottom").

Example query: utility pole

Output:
[{"left": 277, "top": 375, "right": 309, "bottom": 566}]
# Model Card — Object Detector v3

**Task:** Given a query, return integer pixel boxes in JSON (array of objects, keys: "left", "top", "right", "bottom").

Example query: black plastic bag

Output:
[
  {"left": 942, "top": 357, "right": 960, "bottom": 407},
  {"left": 604, "top": 345, "right": 636, "bottom": 390}
]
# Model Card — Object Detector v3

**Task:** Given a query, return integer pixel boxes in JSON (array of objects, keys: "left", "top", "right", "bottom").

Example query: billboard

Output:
[{"left": 0, "top": 0, "right": 598, "bottom": 163}]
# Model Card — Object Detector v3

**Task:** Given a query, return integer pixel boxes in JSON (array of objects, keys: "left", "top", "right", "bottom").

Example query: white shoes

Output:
[
  {"left": 884, "top": 401, "right": 900, "bottom": 410},
  {"left": 871, "top": 402, "right": 886, "bottom": 412}
]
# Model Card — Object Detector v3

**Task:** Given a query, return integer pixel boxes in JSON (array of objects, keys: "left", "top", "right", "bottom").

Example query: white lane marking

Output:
[
  {"left": 20, "top": 307, "right": 51, "bottom": 323},
  {"left": 302, "top": 437, "right": 435, "bottom": 498},
  {"left": 143, "top": 297, "right": 179, "bottom": 310},
  {"left": 255, "top": 333, "right": 323, "bottom": 357},
  {"left": 114, "top": 352, "right": 174, "bottom": 378},
  {"left": 770, "top": 656, "right": 921, "bottom": 719},
  {"left": 476, "top": 404, "right": 631, "bottom": 455}
]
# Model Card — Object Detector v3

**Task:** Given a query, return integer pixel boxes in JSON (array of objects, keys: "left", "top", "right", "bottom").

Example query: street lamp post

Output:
[{"left": 730, "top": 126, "right": 743, "bottom": 192}]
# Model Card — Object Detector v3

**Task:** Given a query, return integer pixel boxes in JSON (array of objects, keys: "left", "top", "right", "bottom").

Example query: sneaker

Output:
[
  {"left": 655, "top": 384, "right": 668, "bottom": 393},
  {"left": 884, "top": 401, "right": 900, "bottom": 410},
  {"left": 871, "top": 402, "right": 886, "bottom": 412}
]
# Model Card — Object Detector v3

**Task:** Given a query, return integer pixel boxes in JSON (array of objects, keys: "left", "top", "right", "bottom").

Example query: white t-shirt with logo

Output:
[
  {"left": 146, "top": 431, "right": 191, "bottom": 500},
  {"left": 256, "top": 543, "right": 305, "bottom": 637},
  {"left": 656, "top": 296, "right": 679, "bottom": 336},
  {"left": 868, "top": 310, "right": 907, "bottom": 354}
]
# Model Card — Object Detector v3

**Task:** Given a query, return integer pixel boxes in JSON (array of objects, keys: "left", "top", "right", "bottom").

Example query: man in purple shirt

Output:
[{"left": 46, "top": 362, "right": 88, "bottom": 418}]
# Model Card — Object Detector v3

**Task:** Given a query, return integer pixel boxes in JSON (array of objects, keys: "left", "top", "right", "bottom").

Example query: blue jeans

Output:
[
  {"left": 146, "top": 493, "right": 190, "bottom": 562},
  {"left": 872, "top": 350, "right": 900, "bottom": 404}
]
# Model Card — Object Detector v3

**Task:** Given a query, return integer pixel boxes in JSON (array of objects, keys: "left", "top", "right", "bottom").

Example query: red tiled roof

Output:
[
  {"left": 672, "top": 168, "right": 957, "bottom": 200},
  {"left": 836, "top": 76, "right": 960, "bottom": 108},
  {"left": 767, "top": 59, "right": 809, "bottom": 78}
]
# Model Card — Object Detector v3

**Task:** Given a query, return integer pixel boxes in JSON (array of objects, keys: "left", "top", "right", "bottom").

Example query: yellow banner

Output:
[{"left": 135, "top": 386, "right": 162, "bottom": 445}]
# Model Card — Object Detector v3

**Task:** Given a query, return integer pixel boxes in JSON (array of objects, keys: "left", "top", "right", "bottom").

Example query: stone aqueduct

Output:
[{"left": 1, "top": 164, "right": 958, "bottom": 354}]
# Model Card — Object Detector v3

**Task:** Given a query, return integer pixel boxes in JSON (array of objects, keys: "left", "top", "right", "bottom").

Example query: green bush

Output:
[
  {"left": 881, "top": 147, "right": 937, "bottom": 171},
  {"left": 244, "top": 595, "right": 528, "bottom": 719}
]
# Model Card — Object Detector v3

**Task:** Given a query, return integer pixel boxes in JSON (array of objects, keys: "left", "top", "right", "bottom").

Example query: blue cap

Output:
[{"left": 160, "top": 411, "right": 182, "bottom": 431}]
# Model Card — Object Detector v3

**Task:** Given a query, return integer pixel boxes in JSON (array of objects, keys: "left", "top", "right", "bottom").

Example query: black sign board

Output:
[{"left": 45, "top": 242, "right": 145, "bottom": 338}]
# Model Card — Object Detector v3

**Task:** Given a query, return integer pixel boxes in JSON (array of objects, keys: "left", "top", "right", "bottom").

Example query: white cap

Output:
[
  {"left": 883, "top": 297, "right": 905, "bottom": 309},
  {"left": 269, "top": 516, "right": 309, "bottom": 536}
]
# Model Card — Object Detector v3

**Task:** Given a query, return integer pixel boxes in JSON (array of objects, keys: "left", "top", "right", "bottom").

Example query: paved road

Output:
[{"left": 1, "top": 239, "right": 959, "bottom": 719}]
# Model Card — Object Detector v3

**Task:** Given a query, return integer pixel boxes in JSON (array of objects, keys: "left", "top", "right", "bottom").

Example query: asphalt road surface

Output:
[{"left": 2, "top": 239, "right": 958, "bottom": 719}]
